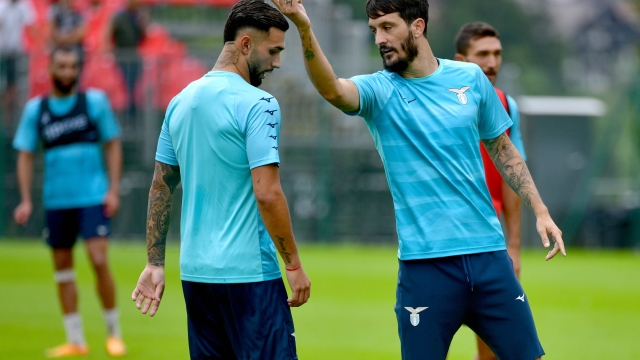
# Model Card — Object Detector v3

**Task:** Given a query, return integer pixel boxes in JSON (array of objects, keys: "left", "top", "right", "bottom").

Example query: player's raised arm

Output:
[
  {"left": 272, "top": 0, "right": 360, "bottom": 112},
  {"left": 251, "top": 164, "right": 311, "bottom": 307},
  {"left": 481, "top": 133, "right": 566, "bottom": 261},
  {"left": 132, "top": 161, "right": 181, "bottom": 317}
]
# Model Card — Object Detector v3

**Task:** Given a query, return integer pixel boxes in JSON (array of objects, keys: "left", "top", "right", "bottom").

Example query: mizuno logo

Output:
[
  {"left": 447, "top": 86, "right": 472, "bottom": 105},
  {"left": 264, "top": 109, "right": 278, "bottom": 115},
  {"left": 260, "top": 97, "right": 274, "bottom": 102},
  {"left": 407, "top": 98, "right": 417, "bottom": 104},
  {"left": 405, "top": 307, "right": 428, "bottom": 326},
  {"left": 516, "top": 293, "right": 525, "bottom": 302},
  {"left": 266, "top": 122, "right": 278, "bottom": 128},
  {"left": 272, "top": 146, "right": 279, "bottom": 150},
  {"left": 268, "top": 135, "right": 277, "bottom": 140}
]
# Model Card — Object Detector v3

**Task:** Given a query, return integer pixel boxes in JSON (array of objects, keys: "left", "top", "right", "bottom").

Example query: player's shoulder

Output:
[
  {"left": 24, "top": 95, "right": 44, "bottom": 110},
  {"left": 440, "top": 58, "right": 483, "bottom": 79},
  {"left": 84, "top": 88, "right": 110, "bottom": 105},
  {"left": 234, "top": 82, "right": 279, "bottom": 109}
]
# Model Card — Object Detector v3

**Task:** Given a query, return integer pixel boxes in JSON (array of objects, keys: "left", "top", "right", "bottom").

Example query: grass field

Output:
[{"left": 1, "top": 240, "right": 639, "bottom": 359}]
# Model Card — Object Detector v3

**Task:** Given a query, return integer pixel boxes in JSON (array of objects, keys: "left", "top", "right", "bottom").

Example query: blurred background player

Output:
[
  {"left": 108, "top": 0, "right": 148, "bottom": 120},
  {"left": 0, "top": 0, "right": 35, "bottom": 128},
  {"left": 12, "top": 46, "right": 125, "bottom": 358},
  {"left": 131, "top": 0, "right": 311, "bottom": 358},
  {"left": 49, "top": 0, "right": 86, "bottom": 70},
  {"left": 276, "top": 0, "right": 565, "bottom": 358},
  {"left": 454, "top": 21, "right": 527, "bottom": 360}
]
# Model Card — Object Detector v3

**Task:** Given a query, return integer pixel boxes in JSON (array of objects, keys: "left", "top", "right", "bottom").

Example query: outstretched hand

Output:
[
  {"left": 271, "top": 0, "right": 310, "bottom": 29},
  {"left": 536, "top": 214, "right": 566, "bottom": 261},
  {"left": 132, "top": 265, "right": 165, "bottom": 317},
  {"left": 285, "top": 266, "right": 311, "bottom": 307}
]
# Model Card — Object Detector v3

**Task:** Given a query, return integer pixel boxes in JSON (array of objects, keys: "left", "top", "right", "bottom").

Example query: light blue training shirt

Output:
[
  {"left": 505, "top": 95, "right": 526, "bottom": 160},
  {"left": 156, "top": 71, "right": 282, "bottom": 284},
  {"left": 13, "top": 89, "right": 121, "bottom": 210},
  {"left": 347, "top": 59, "right": 514, "bottom": 260}
]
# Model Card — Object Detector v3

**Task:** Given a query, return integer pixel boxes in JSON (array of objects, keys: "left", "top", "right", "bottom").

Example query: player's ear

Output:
[
  {"left": 411, "top": 18, "right": 425, "bottom": 38},
  {"left": 238, "top": 35, "right": 253, "bottom": 56},
  {"left": 453, "top": 53, "right": 466, "bottom": 62}
]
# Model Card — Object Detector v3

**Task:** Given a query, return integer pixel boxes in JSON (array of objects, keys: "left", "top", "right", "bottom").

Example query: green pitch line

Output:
[{"left": 0, "top": 240, "right": 639, "bottom": 359}]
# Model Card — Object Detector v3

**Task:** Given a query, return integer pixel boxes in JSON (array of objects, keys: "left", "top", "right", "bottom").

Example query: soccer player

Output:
[
  {"left": 454, "top": 22, "right": 527, "bottom": 360},
  {"left": 13, "top": 46, "right": 125, "bottom": 358},
  {"left": 131, "top": 1, "right": 311, "bottom": 359},
  {"left": 274, "top": 0, "right": 565, "bottom": 359}
]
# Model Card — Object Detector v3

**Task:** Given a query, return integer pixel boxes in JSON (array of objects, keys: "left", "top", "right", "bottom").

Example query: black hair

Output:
[
  {"left": 365, "top": 0, "right": 429, "bottom": 37},
  {"left": 223, "top": 0, "right": 289, "bottom": 43},
  {"left": 454, "top": 22, "right": 500, "bottom": 55}
]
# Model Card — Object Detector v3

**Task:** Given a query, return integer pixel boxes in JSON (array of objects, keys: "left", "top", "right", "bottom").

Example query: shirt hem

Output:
[
  {"left": 45, "top": 198, "right": 105, "bottom": 210},
  {"left": 481, "top": 120, "right": 513, "bottom": 140},
  {"left": 180, "top": 270, "right": 282, "bottom": 284},
  {"left": 249, "top": 157, "right": 280, "bottom": 169},
  {"left": 399, "top": 244, "right": 507, "bottom": 260}
]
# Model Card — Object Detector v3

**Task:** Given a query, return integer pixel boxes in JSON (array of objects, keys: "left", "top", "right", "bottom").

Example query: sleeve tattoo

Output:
[
  {"left": 481, "top": 133, "right": 542, "bottom": 209},
  {"left": 146, "top": 162, "right": 181, "bottom": 267}
]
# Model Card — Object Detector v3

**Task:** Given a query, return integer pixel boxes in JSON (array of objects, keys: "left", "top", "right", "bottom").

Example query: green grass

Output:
[{"left": 1, "top": 240, "right": 639, "bottom": 359}]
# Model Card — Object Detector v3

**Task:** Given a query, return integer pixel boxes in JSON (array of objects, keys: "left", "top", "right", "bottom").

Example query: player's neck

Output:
[
  {"left": 211, "top": 42, "right": 251, "bottom": 84},
  {"left": 399, "top": 39, "right": 439, "bottom": 79},
  {"left": 51, "top": 87, "right": 77, "bottom": 98}
]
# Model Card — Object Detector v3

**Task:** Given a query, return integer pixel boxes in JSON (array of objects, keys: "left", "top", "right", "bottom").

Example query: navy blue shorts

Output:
[
  {"left": 395, "top": 250, "right": 544, "bottom": 360},
  {"left": 45, "top": 205, "right": 110, "bottom": 248},
  {"left": 182, "top": 278, "right": 297, "bottom": 360}
]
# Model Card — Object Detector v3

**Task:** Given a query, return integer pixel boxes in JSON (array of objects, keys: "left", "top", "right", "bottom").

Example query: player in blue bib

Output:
[
  {"left": 12, "top": 46, "right": 125, "bottom": 357},
  {"left": 275, "top": 0, "right": 566, "bottom": 359},
  {"left": 131, "top": 1, "right": 310, "bottom": 359}
]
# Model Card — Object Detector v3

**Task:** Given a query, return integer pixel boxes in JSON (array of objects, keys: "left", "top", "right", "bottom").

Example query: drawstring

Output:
[{"left": 461, "top": 255, "right": 474, "bottom": 291}]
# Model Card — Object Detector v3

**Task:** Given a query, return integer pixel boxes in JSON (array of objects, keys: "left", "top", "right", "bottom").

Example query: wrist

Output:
[
  {"left": 285, "top": 263, "right": 302, "bottom": 271},
  {"left": 534, "top": 205, "right": 549, "bottom": 218},
  {"left": 146, "top": 262, "right": 164, "bottom": 269},
  {"left": 296, "top": 22, "right": 311, "bottom": 34}
]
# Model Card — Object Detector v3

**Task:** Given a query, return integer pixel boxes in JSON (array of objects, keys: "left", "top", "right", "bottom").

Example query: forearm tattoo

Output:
[
  {"left": 146, "top": 162, "right": 181, "bottom": 267},
  {"left": 300, "top": 34, "right": 315, "bottom": 61},
  {"left": 482, "top": 133, "right": 542, "bottom": 209},
  {"left": 275, "top": 235, "right": 292, "bottom": 264},
  {"left": 213, "top": 46, "right": 239, "bottom": 70}
]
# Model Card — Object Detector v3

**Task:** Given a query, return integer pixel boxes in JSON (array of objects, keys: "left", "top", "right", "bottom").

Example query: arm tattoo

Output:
[
  {"left": 304, "top": 49, "right": 315, "bottom": 61},
  {"left": 299, "top": 34, "right": 315, "bottom": 61},
  {"left": 146, "top": 162, "right": 181, "bottom": 267},
  {"left": 482, "top": 133, "right": 542, "bottom": 209},
  {"left": 275, "top": 235, "right": 292, "bottom": 264},
  {"left": 213, "top": 47, "right": 239, "bottom": 70}
]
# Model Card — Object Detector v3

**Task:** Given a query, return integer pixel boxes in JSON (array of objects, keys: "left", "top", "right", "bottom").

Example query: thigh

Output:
[
  {"left": 395, "top": 257, "right": 469, "bottom": 360},
  {"left": 465, "top": 251, "right": 544, "bottom": 360},
  {"left": 78, "top": 205, "right": 110, "bottom": 240},
  {"left": 223, "top": 279, "right": 297, "bottom": 360},
  {"left": 182, "top": 281, "right": 236, "bottom": 360},
  {"left": 45, "top": 208, "right": 80, "bottom": 249}
]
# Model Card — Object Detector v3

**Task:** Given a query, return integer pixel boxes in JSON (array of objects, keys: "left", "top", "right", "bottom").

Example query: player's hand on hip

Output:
[
  {"left": 13, "top": 200, "right": 32, "bottom": 226},
  {"left": 285, "top": 265, "right": 310, "bottom": 307},
  {"left": 103, "top": 190, "right": 120, "bottom": 218},
  {"left": 271, "top": 0, "right": 310, "bottom": 29},
  {"left": 535, "top": 214, "right": 566, "bottom": 261},
  {"left": 132, "top": 265, "right": 165, "bottom": 317}
]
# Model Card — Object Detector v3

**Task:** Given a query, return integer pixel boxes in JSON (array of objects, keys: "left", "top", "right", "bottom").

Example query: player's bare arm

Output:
[
  {"left": 103, "top": 138, "right": 123, "bottom": 218},
  {"left": 482, "top": 132, "right": 566, "bottom": 260},
  {"left": 251, "top": 164, "right": 311, "bottom": 307},
  {"left": 14, "top": 151, "right": 34, "bottom": 225},
  {"left": 132, "top": 161, "right": 181, "bottom": 317},
  {"left": 272, "top": 0, "right": 360, "bottom": 112}
]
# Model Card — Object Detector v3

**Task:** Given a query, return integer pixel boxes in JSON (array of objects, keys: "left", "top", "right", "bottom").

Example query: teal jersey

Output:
[
  {"left": 156, "top": 71, "right": 282, "bottom": 284},
  {"left": 347, "top": 59, "right": 513, "bottom": 260},
  {"left": 13, "top": 89, "right": 121, "bottom": 210}
]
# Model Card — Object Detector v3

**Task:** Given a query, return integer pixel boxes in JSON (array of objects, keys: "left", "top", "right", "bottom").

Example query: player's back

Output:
[{"left": 162, "top": 71, "right": 281, "bottom": 284}]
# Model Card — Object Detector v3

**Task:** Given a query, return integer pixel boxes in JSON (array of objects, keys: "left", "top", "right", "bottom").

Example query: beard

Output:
[
  {"left": 380, "top": 32, "right": 419, "bottom": 73},
  {"left": 53, "top": 77, "right": 77, "bottom": 95},
  {"left": 248, "top": 51, "right": 266, "bottom": 87}
]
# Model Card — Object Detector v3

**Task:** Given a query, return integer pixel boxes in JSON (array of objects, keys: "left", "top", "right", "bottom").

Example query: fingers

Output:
[
  {"left": 545, "top": 231, "right": 566, "bottom": 261},
  {"left": 131, "top": 287, "right": 140, "bottom": 301}
]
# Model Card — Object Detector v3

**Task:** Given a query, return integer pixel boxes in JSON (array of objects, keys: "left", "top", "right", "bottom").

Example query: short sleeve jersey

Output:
[
  {"left": 156, "top": 71, "right": 282, "bottom": 284},
  {"left": 347, "top": 59, "right": 513, "bottom": 260},
  {"left": 13, "top": 89, "right": 121, "bottom": 210}
]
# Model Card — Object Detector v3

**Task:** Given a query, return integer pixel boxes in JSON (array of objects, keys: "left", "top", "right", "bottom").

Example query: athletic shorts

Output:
[
  {"left": 45, "top": 205, "right": 110, "bottom": 248},
  {"left": 395, "top": 250, "right": 544, "bottom": 360},
  {"left": 182, "top": 278, "right": 297, "bottom": 360}
]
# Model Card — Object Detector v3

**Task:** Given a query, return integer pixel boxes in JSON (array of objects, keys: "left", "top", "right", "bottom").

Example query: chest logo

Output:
[
  {"left": 404, "top": 307, "right": 428, "bottom": 326},
  {"left": 447, "top": 86, "right": 472, "bottom": 105}
]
